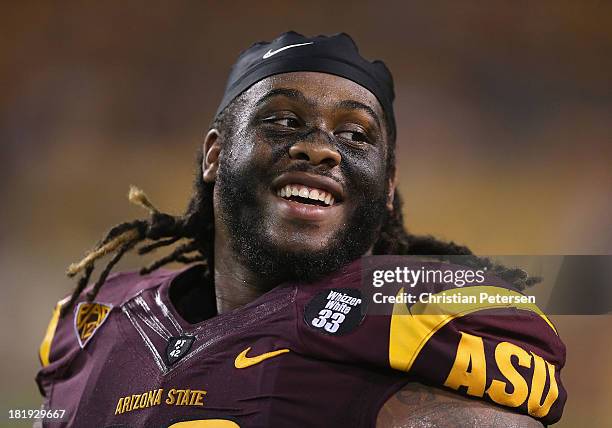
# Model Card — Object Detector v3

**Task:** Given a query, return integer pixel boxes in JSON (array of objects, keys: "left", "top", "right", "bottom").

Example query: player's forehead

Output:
[{"left": 242, "top": 71, "right": 386, "bottom": 123}]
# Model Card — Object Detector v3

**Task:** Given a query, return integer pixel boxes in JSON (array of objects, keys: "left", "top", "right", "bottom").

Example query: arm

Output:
[{"left": 376, "top": 383, "right": 544, "bottom": 428}]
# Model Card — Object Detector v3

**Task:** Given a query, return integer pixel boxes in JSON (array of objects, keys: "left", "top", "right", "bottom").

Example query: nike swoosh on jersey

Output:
[
  {"left": 262, "top": 42, "right": 314, "bottom": 59},
  {"left": 234, "top": 346, "right": 290, "bottom": 368}
]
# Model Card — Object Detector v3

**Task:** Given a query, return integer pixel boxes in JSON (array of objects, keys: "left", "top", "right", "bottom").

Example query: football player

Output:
[{"left": 36, "top": 32, "right": 566, "bottom": 427}]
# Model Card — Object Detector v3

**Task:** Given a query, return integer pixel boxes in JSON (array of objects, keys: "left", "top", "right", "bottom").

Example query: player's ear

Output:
[
  {"left": 386, "top": 169, "right": 397, "bottom": 211},
  {"left": 202, "top": 129, "right": 221, "bottom": 183}
]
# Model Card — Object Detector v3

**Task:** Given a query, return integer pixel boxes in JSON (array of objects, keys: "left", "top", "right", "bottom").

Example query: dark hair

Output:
[{"left": 61, "top": 98, "right": 537, "bottom": 316}]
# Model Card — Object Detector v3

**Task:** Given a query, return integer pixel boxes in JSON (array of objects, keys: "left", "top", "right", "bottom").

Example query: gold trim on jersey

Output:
[
  {"left": 39, "top": 296, "right": 69, "bottom": 367},
  {"left": 388, "top": 285, "right": 557, "bottom": 373},
  {"left": 168, "top": 420, "right": 240, "bottom": 427}
]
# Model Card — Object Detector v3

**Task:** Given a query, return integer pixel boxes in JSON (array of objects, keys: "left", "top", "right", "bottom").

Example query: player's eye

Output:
[
  {"left": 335, "top": 130, "right": 370, "bottom": 144},
  {"left": 263, "top": 115, "right": 301, "bottom": 128}
]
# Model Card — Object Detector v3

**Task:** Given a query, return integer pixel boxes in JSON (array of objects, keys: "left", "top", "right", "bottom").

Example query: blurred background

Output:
[{"left": 1, "top": 1, "right": 610, "bottom": 426}]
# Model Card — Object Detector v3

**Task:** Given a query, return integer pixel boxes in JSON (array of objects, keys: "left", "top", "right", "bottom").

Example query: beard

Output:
[{"left": 215, "top": 155, "right": 389, "bottom": 288}]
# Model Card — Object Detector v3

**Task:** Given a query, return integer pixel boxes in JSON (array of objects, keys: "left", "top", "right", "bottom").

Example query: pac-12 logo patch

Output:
[
  {"left": 304, "top": 288, "right": 365, "bottom": 336},
  {"left": 166, "top": 335, "right": 195, "bottom": 365},
  {"left": 74, "top": 302, "right": 112, "bottom": 348}
]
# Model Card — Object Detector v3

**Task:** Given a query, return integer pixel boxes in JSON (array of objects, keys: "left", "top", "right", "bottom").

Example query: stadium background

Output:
[{"left": 1, "top": 2, "right": 610, "bottom": 426}]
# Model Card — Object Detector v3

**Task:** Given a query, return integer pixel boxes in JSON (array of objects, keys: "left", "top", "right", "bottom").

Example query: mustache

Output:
[
  {"left": 273, "top": 161, "right": 343, "bottom": 187},
  {"left": 280, "top": 161, "right": 333, "bottom": 177}
]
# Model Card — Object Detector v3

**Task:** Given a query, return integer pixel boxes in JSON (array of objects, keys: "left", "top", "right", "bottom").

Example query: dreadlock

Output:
[{"left": 61, "top": 97, "right": 538, "bottom": 317}]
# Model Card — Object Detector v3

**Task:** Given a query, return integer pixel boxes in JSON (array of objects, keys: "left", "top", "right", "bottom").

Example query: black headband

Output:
[{"left": 215, "top": 31, "right": 396, "bottom": 137}]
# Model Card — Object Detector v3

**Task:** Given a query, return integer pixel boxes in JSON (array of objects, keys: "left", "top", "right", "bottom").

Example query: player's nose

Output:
[{"left": 289, "top": 134, "right": 341, "bottom": 168}]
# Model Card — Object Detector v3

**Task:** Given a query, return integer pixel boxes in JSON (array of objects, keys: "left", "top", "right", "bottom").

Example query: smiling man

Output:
[
  {"left": 209, "top": 70, "right": 394, "bottom": 312},
  {"left": 36, "top": 32, "right": 565, "bottom": 427}
]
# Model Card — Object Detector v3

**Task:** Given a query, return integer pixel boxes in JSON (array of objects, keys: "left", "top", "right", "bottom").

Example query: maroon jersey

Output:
[{"left": 36, "top": 257, "right": 566, "bottom": 427}]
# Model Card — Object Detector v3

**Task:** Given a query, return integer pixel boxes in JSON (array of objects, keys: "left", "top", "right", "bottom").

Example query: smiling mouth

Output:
[{"left": 275, "top": 184, "right": 336, "bottom": 207}]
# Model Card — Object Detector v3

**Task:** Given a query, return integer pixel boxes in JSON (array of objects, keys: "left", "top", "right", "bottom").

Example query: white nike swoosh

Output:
[{"left": 262, "top": 42, "right": 314, "bottom": 59}]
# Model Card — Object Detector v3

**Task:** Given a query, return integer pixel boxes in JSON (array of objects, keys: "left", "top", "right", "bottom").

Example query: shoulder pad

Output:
[
  {"left": 296, "top": 256, "right": 567, "bottom": 425},
  {"left": 37, "top": 268, "right": 182, "bottom": 381}
]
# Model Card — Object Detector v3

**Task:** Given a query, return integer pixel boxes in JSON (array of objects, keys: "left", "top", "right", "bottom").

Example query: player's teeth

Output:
[{"left": 277, "top": 184, "right": 337, "bottom": 205}]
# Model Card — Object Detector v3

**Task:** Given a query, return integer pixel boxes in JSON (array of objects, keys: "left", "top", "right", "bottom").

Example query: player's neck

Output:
[{"left": 212, "top": 237, "right": 277, "bottom": 314}]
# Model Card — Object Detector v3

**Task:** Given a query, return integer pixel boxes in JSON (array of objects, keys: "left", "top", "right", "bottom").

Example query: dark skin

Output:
[
  {"left": 201, "top": 72, "right": 543, "bottom": 428},
  {"left": 203, "top": 72, "right": 394, "bottom": 313},
  {"left": 377, "top": 383, "right": 545, "bottom": 428}
]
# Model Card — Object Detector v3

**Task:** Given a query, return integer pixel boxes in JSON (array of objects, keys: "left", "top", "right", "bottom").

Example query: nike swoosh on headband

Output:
[{"left": 262, "top": 42, "right": 314, "bottom": 59}]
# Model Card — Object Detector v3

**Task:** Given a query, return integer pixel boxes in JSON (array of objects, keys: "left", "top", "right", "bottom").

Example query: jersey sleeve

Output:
[
  {"left": 388, "top": 290, "right": 566, "bottom": 424},
  {"left": 38, "top": 297, "right": 67, "bottom": 369},
  {"left": 36, "top": 295, "right": 79, "bottom": 397},
  {"left": 35, "top": 269, "right": 172, "bottom": 397},
  {"left": 295, "top": 258, "right": 567, "bottom": 425}
]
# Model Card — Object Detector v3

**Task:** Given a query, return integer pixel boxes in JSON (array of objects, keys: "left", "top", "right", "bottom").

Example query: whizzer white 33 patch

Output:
[{"left": 304, "top": 288, "right": 365, "bottom": 336}]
